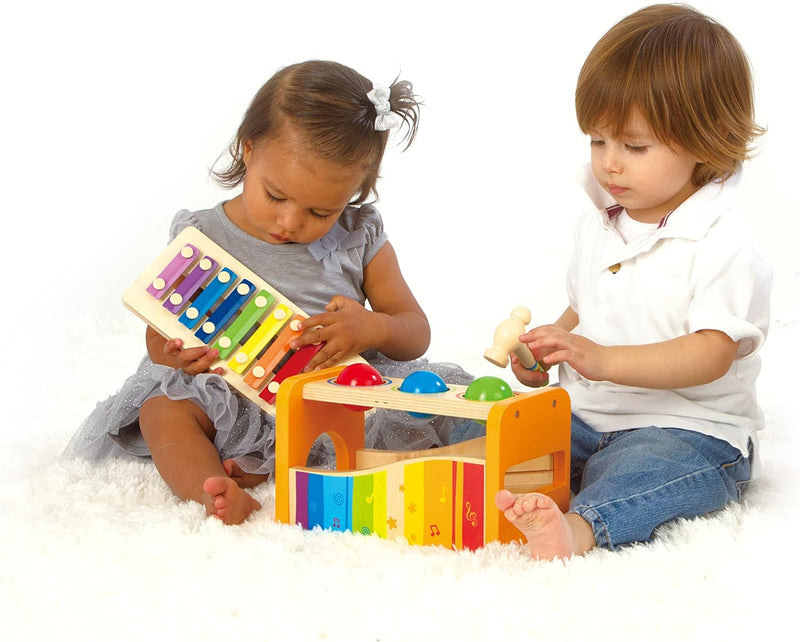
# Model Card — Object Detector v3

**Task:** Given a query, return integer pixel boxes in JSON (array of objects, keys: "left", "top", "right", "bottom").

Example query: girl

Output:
[
  {"left": 496, "top": 4, "right": 772, "bottom": 559},
  {"left": 65, "top": 60, "right": 471, "bottom": 525}
]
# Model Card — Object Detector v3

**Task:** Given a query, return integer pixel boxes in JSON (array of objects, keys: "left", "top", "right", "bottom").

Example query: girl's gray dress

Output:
[{"left": 63, "top": 203, "right": 474, "bottom": 474}]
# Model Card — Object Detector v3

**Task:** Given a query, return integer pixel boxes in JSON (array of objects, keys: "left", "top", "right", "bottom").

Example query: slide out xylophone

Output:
[{"left": 275, "top": 365, "right": 572, "bottom": 550}]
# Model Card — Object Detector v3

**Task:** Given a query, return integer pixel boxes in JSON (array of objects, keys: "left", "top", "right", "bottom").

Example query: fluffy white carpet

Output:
[{"left": 2, "top": 311, "right": 797, "bottom": 641}]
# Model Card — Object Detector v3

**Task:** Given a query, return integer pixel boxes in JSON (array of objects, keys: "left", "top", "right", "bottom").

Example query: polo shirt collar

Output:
[{"left": 577, "top": 163, "right": 737, "bottom": 241}]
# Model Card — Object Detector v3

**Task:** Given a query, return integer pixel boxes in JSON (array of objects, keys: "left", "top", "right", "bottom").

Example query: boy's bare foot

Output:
[
  {"left": 203, "top": 476, "right": 261, "bottom": 525},
  {"left": 222, "top": 459, "right": 269, "bottom": 489},
  {"left": 495, "top": 490, "right": 593, "bottom": 560}
]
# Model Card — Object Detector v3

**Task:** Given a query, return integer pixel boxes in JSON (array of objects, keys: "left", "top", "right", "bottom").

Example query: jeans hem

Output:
[{"left": 571, "top": 506, "right": 616, "bottom": 550}]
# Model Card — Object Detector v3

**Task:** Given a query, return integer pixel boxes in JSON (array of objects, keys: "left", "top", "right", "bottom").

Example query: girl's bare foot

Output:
[
  {"left": 203, "top": 476, "right": 261, "bottom": 525},
  {"left": 222, "top": 459, "right": 269, "bottom": 489},
  {"left": 495, "top": 490, "right": 593, "bottom": 560}
]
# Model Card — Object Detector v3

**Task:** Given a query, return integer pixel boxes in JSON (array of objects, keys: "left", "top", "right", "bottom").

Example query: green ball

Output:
[{"left": 464, "top": 376, "right": 513, "bottom": 402}]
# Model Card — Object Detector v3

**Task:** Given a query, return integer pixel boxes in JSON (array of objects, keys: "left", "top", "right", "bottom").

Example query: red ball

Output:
[{"left": 335, "top": 363, "right": 383, "bottom": 411}]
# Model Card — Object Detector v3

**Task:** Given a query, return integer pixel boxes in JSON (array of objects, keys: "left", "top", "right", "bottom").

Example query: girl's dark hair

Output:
[{"left": 212, "top": 60, "right": 420, "bottom": 204}]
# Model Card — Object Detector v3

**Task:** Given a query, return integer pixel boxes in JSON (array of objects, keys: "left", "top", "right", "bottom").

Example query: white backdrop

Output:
[
  {"left": 2, "top": 0, "right": 796, "bottom": 354},
  {"left": 1, "top": 2, "right": 798, "bottom": 639}
]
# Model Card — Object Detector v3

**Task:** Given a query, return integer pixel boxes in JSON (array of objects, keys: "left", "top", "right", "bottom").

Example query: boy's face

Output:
[
  {"left": 588, "top": 110, "right": 701, "bottom": 223},
  {"left": 225, "top": 127, "right": 367, "bottom": 245}
]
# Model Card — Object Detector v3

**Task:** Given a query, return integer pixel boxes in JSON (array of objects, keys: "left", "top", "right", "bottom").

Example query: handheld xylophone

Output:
[{"left": 123, "top": 226, "right": 364, "bottom": 415}]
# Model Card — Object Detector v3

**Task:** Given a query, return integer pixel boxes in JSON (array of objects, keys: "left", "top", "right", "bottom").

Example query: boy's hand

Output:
[
  {"left": 510, "top": 353, "right": 551, "bottom": 387},
  {"left": 163, "top": 338, "right": 224, "bottom": 376},
  {"left": 290, "top": 296, "right": 373, "bottom": 371},
  {"left": 522, "top": 324, "right": 607, "bottom": 382}
]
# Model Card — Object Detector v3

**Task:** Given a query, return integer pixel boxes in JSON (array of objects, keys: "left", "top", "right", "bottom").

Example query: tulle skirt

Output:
[{"left": 62, "top": 354, "right": 476, "bottom": 475}]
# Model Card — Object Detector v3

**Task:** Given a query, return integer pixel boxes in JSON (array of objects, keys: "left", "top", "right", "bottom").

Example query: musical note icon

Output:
[
  {"left": 429, "top": 524, "right": 440, "bottom": 536},
  {"left": 364, "top": 491, "right": 375, "bottom": 504},
  {"left": 439, "top": 486, "right": 448, "bottom": 503},
  {"left": 465, "top": 501, "right": 478, "bottom": 527},
  {"left": 333, "top": 517, "right": 340, "bottom": 528}
]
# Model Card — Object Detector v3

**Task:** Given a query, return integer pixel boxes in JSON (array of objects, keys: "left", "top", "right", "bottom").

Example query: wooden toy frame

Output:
[{"left": 275, "top": 366, "right": 571, "bottom": 550}]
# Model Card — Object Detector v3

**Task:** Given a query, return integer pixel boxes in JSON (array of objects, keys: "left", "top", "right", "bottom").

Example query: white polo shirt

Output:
[{"left": 560, "top": 166, "right": 772, "bottom": 458}]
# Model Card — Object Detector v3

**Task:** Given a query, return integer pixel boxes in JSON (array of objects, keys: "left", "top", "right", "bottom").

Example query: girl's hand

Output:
[
  {"left": 162, "top": 337, "right": 224, "bottom": 376},
  {"left": 290, "top": 296, "right": 374, "bottom": 371}
]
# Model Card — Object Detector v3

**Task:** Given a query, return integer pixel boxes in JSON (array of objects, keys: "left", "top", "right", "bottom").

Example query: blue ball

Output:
[{"left": 398, "top": 370, "right": 448, "bottom": 417}]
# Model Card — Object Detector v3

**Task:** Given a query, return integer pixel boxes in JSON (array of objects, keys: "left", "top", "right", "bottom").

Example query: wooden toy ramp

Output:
[
  {"left": 275, "top": 366, "right": 571, "bottom": 550},
  {"left": 122, "top": 227, "right": 364, "bottom": 415}
]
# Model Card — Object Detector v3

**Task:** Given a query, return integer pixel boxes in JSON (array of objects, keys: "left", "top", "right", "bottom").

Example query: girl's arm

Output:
[
  {"left": 361, "top": 241, "right": 431, "bottom": 359},
  {"left": 146, "top": 326, "right": 223, "bottom": 375},
  {"left": 293, "top": 241, "right": 430, "bottom": 371},
  {"left": 523, "top": 322, "right": 739, "bottom": 389}
]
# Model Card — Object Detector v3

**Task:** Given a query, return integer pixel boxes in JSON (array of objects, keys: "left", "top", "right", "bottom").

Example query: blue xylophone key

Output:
[
  {"left": 306, "top": 473, "right": 324, "bottom": 530},
  {"left": 178, "top": 267, "right": 237, "bottom": 330},
  {"left": 194, "top": 279, "right": 256, "bottom": 343},
  {"left": 323, "top": 475, "right": 352, "bottom": 532}
]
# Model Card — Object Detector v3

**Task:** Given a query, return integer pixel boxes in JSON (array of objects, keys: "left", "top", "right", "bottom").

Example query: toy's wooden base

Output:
[
  {"left": 355, "top": 439, "right": 553, "bottom": 493},
  {"left": 275, "top": 366, "right": 571, "bottom": 550}
]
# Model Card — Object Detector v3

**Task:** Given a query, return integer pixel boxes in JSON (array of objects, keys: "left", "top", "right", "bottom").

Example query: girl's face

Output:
[
  {"left": 226, "top": 128, "right": 368, "bottom": 244},
  {"left": 588, "top": 110, "right": 701, "bottom": 223}
]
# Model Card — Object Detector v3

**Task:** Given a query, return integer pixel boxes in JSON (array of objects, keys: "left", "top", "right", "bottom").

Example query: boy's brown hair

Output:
[{"left": 575, "top": 3, "right": 764, "bottom": 186}]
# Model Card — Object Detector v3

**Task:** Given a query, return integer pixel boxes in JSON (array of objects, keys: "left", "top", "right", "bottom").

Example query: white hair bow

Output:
[{"left": 367, "top": 85, "right": 402, "bottom": 131}]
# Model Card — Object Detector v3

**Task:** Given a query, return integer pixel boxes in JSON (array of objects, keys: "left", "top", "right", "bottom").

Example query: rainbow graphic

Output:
[{"left": 290, "top": 457, "right": 487, "bottom": 550}]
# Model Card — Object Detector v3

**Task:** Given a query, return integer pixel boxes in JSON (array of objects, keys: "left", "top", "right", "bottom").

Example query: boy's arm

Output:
[
  {"left": 554, "top": 306, "right": 579, "bottom": 332},
  {"left": 524, "top": 323, "right": 739, "bottom": 389},
  {"left": 598, "top": 330, "right": 738, "bottom": 388}
]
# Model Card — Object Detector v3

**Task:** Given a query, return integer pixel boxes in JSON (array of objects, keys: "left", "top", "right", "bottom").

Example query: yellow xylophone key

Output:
[{"left": 228, "top": 303, "right": 293, "bottom": 375}]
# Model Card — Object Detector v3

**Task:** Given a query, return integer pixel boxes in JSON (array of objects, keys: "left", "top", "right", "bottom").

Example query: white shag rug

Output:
[{"left": 2, "top": 312, "right": 797, "bottom": 642}]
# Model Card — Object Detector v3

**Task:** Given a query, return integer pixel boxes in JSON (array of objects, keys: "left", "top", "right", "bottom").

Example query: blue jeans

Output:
[{"left": 569, "top": 414, "right": 752, "bottom": 550}]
